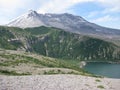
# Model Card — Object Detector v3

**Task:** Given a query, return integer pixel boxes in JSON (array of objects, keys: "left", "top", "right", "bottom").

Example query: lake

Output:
[{"left": 83, "top": 62, "right": 120, "bottom": 78}]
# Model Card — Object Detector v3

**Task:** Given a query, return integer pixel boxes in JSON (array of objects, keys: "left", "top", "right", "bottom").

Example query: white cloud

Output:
[
  {"left": 87, "top": 0, "right": 120, "bottom": 18},
  {"left": 90, "top": 15, "right": 120, "bottom": 29},
  {"left": 87, "top": 11, "right": 99, "bottom": 18},
  {"left": 103, "top": 7, "right": 120, "bottom": 14},
  {"left": 97, "top": 0, "right": 120, "bottom": 13},
  {"left": 0, "top": 0, "right": 19, "bottom": 15},
  {"left": 0, "top": 0, "right": 21, "bottom": 8},
  {"left": 0, "top": 0, "right": 37, "bottom": 13},
  {"left": 91, "top": 15, "right": 119, "bottom": 23},
  {"left": 97, "top": 0, "right": 120, "bottom": 6},
  {"left": 37, "top": 0, "right": 120, "bottom": 14},
  {"left": 38, "top": 0, "right": 94, "bottom": 13}
]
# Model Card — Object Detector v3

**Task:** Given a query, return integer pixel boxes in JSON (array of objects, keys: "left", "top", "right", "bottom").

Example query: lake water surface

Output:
[{"left": 83, "top": 62, "right": 120, "bottom": 78}]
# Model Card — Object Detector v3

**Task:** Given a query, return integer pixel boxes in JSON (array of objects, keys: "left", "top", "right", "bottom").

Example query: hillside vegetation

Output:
[
  {"left": 0, "top": 49, "right": 91, "bottom": 76},
  {"left": 0, "top": 26, "right": 120, "bottom": 62}
]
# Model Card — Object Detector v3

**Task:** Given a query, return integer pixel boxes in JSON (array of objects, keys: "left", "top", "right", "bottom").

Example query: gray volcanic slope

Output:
[{"left": 7, "top": 10, "right": 120, "bottom": 38}]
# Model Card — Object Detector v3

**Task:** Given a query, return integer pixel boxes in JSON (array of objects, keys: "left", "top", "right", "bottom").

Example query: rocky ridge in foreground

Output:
[{"left": 0, "top": 75, "right": 120, "bottom": 90}]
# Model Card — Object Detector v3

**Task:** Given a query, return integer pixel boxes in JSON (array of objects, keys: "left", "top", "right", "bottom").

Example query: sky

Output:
[{"left": 0, "top": 0, "right": 120, "bottom": 29}]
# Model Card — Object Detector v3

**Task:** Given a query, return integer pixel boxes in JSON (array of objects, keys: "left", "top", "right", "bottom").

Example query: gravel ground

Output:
[{"left": 0, "top": 75, "right": 120, "bottom": 90}]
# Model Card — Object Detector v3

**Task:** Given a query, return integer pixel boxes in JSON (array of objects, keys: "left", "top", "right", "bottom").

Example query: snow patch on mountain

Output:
[{"left": 7, "top": 10, "right": 45, "bottom": 28}]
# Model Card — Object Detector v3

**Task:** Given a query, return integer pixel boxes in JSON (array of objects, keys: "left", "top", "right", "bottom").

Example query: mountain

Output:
[
  {"left": 7, "top": 10, "right": 120, "bottom": 39},
  {"left": 0, "top": 26, "right": 120, "bottom": 62},
  {"left": 7, "top": 10, "right": 45, "bottom": 28}
]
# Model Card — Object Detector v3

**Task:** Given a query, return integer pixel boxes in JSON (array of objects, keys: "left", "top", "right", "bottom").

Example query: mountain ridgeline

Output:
[
  {"left": 7, "top": 10, "right": 120, "bottom": 39},
  {"left": 0, "top": 26, "right": 120, "bottom": 62}
]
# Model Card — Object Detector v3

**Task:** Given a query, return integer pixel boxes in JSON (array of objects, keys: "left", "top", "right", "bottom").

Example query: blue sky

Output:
[{"left": 0, "top": 0, "right": 120, "bottom": 29}]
